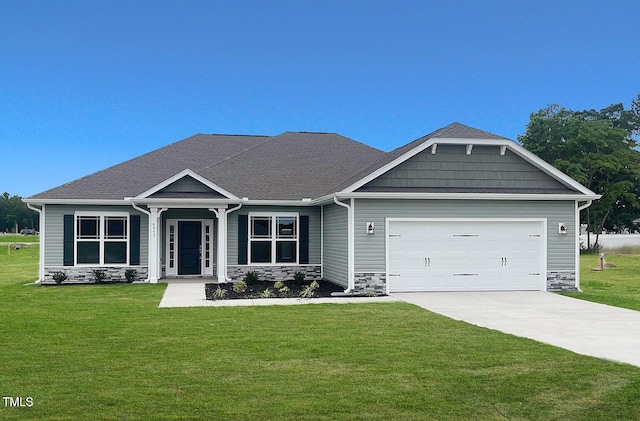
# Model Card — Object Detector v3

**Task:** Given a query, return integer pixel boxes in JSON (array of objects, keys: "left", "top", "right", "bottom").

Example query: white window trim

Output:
[
  {"left": 74, "top": 211, "right": 130, "bottom": 266},
  {"left": 248, "top": 212, "right": 299, "bottom": 265}
]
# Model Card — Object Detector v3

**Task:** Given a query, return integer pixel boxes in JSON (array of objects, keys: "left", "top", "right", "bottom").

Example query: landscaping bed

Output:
[{"left": 205, "top": 279, "right": 350, "bottom": 300}]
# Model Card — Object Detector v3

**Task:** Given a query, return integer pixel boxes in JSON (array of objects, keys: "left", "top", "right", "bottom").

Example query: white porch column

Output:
[
  {"left": 147, "top": 207, "right": 160, "bottom": 283},
  {"left": 211, "top": 207, "right": 228, "bottom": 282}
]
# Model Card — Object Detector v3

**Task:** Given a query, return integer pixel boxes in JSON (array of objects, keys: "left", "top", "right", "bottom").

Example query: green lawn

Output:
[
  {"left": 2, "top": 248, "right": 640, "bottom": 420},
  {"left": 562, "top": 254, "right": 640, "bottom": 311},
  {"left": 0, "top": 234, "right": 40, "bottom": 243}
]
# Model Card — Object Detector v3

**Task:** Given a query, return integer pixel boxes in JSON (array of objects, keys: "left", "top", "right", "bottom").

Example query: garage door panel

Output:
[{"left": 388, "top": 220, "right": 544, "bottom": 292}]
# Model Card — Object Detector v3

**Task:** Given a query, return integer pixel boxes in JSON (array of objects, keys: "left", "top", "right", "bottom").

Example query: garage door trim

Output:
[{"left": 385, "top": 218, "right": 547, "bottom": 293}]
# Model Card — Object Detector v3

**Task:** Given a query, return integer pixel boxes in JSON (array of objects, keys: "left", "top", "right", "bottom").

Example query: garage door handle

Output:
[{"left": 454, "top": 273, "right": 479, "bottom": 276}]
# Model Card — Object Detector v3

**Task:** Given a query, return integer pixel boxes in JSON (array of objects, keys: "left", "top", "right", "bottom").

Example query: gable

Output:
[
  {"left": 357, "top": 144, "right": 578, "bottom": 194},
  {"left": 148, "top": 175, "right": 226, "bottom": 199}
]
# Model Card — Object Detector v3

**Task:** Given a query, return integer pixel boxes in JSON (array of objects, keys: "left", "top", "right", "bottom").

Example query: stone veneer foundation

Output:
[
  {"left": 43, "top": 266, "right": 148, "bottom": 285},
  {"left": 546, "top": 271, "right": 577, "bottom": 291},
  {"left": 354, "top": 271, "right": 577, "bottom": 293},
  {"left": 226, "top": 265, "right": 322, "bottom": 282},
  {"left": 354, "top": 272, "right": 387, "bottom": 294}
]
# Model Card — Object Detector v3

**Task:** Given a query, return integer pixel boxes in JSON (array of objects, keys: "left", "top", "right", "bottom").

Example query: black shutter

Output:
[
  {"left": 238, "top": 215, "right": 248, "bottom": 264},
  {"left": 129, "top": 215, "right": 141, "bottom": 265},
  {"left": 299, "top": 215, "right": 309, "bottom": 264},
  {"left": 63, "top": 214, "right": 74, "bottom": 266}
]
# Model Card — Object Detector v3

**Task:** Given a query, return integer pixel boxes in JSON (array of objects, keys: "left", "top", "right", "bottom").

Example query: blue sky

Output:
[{"left": 2, "top": 0, "right": 638, "bottom": 197}]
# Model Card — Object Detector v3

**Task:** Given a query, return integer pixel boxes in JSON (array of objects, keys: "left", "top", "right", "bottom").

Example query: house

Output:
[{"left": 24, "top": 123, "right": 600, "bottom": 293}]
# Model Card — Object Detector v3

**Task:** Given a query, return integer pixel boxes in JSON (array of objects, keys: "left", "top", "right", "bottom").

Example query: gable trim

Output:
[
  {"left": 134, "top": 169, "right": 240, "bottom": 201},
  {"left": 339, "top": 137, "right": 598, "bottom": 197}
]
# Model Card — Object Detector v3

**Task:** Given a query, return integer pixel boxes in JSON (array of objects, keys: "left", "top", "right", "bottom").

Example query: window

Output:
[
  {"left": 75, "top": 213, "right": 129, "bottom": 265},
  {"left": 249, "top": 214, "right": 298, "bottom": 264}
]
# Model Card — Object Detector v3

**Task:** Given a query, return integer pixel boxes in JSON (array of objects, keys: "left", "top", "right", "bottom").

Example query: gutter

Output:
[
  {"left": 333, "top": 196, "right": 354, "bottom": 294},
  {"left": 578, "top": 200, "right": 593, "bottom": 212}
]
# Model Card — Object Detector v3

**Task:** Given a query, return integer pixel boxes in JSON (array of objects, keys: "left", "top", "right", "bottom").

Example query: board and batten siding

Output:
[
  {"left": 226, "top": 206, "right": 321, "bottom": 266},
  {"left": 361, "top": 145, "right": 573, "bottom": 192},
  {"left": 353, "top": 199, "right": 576, "bottom": 273},
  {"left": 43, "top": 205, "right": 149, "bottom": 266},
  {"left": 322, "top": 203, "right": 348, "bottom": 287}
]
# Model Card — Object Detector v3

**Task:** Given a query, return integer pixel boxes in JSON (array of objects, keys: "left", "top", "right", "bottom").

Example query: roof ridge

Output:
[{"left": 194, "top": 134, "right": 276, "bottom": 174}]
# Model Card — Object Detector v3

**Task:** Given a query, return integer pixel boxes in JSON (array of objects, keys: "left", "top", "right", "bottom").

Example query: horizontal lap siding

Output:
[
  {"left": 227, "top": 206, "right": 321, "bottom": 266},
  {"left": 44, "top": 205, "right": 149, "bottom": 266},
  {"left": 354, "top": 199, "right": 576, "bottom": 273},
  {"left": 322, "top": 203, "right": 348, "bottom": 287}
]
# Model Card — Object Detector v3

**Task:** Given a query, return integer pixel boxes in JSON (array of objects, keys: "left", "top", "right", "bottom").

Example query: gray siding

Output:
[
  {"left": 322, "top": 203, "right": 348, "bottom": 287},
  {"left": 353, "top": 199, "right": 576, "bottom": 273},
  {"left": 360, "top": 145, "right": 573, "bottom": 192},
  {"left": 44, "top": 205, "right": 148, "bottom": 266},
  {"left": 227, "top": 206, "right": 321, "bottom": 266}
]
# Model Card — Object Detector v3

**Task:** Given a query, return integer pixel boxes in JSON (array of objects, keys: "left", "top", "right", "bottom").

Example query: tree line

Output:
[
  {"left": 0, "top": 193, "right": 38, "bottom": 233},
  {"left": 519, "top": 94, "right": 640, "bottom": 248}
]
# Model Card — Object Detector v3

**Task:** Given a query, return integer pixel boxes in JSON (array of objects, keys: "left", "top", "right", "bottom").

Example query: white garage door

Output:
[{"left": 388, "top": 220, "right": 545, "bottom": 292}]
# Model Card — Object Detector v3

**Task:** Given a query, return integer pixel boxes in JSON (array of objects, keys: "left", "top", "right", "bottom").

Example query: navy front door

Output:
[{"left": 178, "top": 221, "right": 201, "bottom": 275}]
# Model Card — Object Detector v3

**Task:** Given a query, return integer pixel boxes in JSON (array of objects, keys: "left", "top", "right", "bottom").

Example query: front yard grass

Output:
[
  {"left": 562, "top": 254, "right": 640, "bottom": 311},
  {"left": 2, "top": 247, "right": 640, "bottom": 420}
]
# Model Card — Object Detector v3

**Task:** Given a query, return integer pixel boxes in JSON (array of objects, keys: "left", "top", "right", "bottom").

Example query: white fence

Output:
[{"left": 579, "top": 234, "right": 640, "bottom": 249}]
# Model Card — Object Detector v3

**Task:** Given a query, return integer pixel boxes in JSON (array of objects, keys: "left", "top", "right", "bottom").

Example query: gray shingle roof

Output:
[
  {"left": 31, "top": 122, "right": 571, "bottom": 202},
  {"left": 29, "top": 131, "right": 385, "bottom": 201},
  {"left": 30, "top": 134, "right": 271, "bottom": 200}
]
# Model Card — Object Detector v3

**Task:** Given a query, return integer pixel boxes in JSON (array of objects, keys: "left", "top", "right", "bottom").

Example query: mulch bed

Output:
[{"left": 205, "top": 279, "right": 347, "bottom": 300}]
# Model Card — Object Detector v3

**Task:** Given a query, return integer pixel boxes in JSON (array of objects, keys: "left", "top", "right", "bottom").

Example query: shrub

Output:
[
  {"left": 259, "top": 288, "right": 275, "bottom": 298},
  {"left": 213, "top": 286, "right": 228, "bottom": 299},
  {"left": 244, "top": 271, "right": 259, "bottom": 284},
  {"left": 365, "top": 290, "right": 378, "bottom": 297},
  {"left": 277, "top": 286, "right": 291, "bottom": 297},
  {"left": 293, "top": 271, "right": 306, "bottom": 282},
  {"left": 232, "top": 281, "right": 247, "bottom": 293},
  {"left": 92, "top": 269, "right": 107, "bottom": 284},
  {"left": 124, "top": 269, "right": 137, "bottom": 283},
  {"left": 299, "top": 281, "right": 320, "bottom": 298},
  {"left": 52, "top": 271, "right": 67, "bottom": 285},
  {"left": 273, "top": 281, "right": 285, "bottom": 290}
]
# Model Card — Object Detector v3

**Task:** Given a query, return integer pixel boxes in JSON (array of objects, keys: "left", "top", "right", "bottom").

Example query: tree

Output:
[
  {"left": 518, "top": 96, "right": 640, "bottom": 249},
  {"left": 0, "top": 193, "right": 38, "bottom": 233}
]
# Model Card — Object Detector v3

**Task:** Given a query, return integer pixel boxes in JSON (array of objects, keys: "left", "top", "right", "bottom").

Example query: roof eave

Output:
[
  {"left": 335, "top": 192, "right": 602, "bottom": 201},
  {"left": 22, "top": 198, "right": 130, "bottom": 205}
]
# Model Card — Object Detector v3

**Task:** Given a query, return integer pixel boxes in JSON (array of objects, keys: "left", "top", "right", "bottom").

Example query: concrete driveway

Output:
[{"left": 392, "top": 291, "right": 640, "bottom": 367}]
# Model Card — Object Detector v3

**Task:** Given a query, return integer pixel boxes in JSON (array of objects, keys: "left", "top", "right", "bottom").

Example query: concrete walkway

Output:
[
  {"left": 158, "top": 280, "right": 398, "bottom": 308},
  {"left": 392, "top": 291, "right": 640, "bottom": 367}
]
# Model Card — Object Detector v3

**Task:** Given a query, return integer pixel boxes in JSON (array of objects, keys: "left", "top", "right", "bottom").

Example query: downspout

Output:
[
  {"left": 575, "top": 200, "right": 593, "bottom": 292},
  {"left": 130, "top": 202, "right": 151, "bottom": 217},
  {"left": 26, "top": 203, "right": 44, "bottom": 284},
  {"left": 333, "top": 196, "right": 354, "bottom": 293},
  {"left": 224, "top": 204, "right": 243, "bottom": 281}
]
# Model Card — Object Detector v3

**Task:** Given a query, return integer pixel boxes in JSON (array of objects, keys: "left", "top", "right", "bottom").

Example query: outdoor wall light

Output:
[
  {"left": 559, "top": 223, "right": 567, "bottom": 235},
  {"left": 367, "top": 222, "right": 375, "bottom": 235}
]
